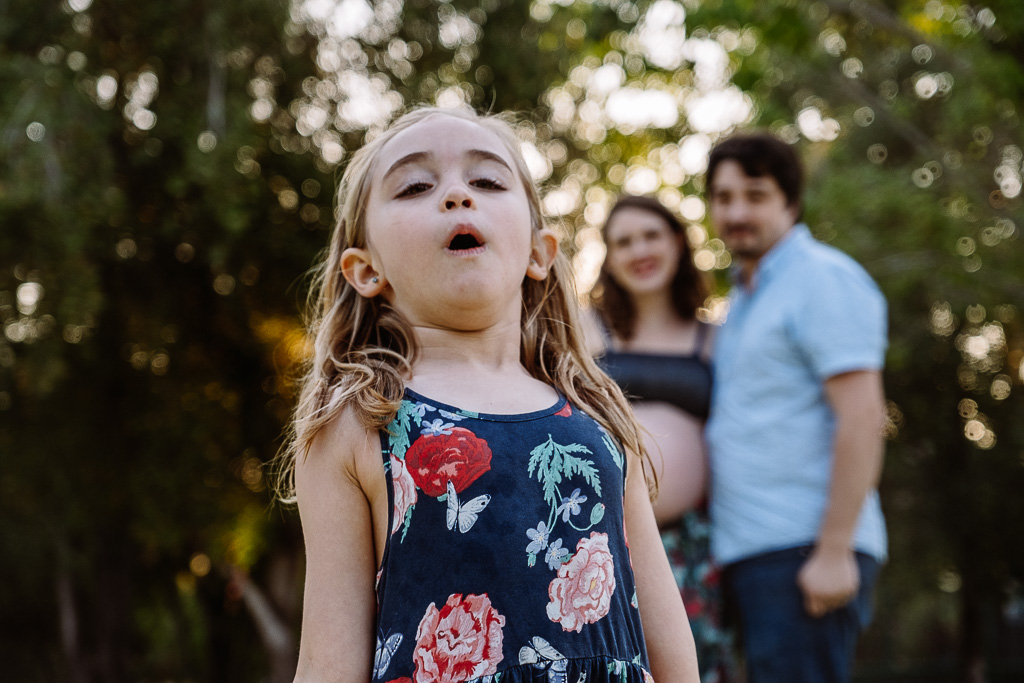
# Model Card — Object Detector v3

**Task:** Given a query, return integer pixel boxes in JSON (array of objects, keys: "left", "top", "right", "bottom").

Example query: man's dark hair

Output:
[{"left": 706, "top": 133, "right": 804, "bottom": 210}]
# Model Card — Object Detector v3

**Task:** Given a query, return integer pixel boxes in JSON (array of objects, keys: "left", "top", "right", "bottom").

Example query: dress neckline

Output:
[{"left": 403, "top": 388, "right": 568, "bottom": 423}]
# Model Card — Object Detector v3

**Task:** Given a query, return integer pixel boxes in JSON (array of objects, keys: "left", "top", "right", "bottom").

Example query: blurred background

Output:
[{"left": 2, "top": 0, "right": 1023, "bottom": 681}]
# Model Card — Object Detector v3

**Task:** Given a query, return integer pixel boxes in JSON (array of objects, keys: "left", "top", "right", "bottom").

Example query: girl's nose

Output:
[{"left": 440, "top": 185, "right": 474, "bottom": 211}]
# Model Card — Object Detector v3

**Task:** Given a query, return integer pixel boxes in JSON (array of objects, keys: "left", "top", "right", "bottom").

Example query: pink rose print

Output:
[
  {"left": 405, "top": 428, "right": 492, "bottom": 497},
  {"left": 643, "top": 670, "right": 656, "bottom": 683},
  {"left": 623, "top": 497, "right": 634, "bottom": 570},
  {"left": 390, "top": 454, "right": 418, "bottom": 535},
  {"left": 554, "top": 402, "right": 572, "bottom": 418},
  {"left": 385, "top": 679, "right": 412, "bottom": 683},
  {"left": 546, "top": 532, "right": 616, "bottom": 632},
  {"left": 413, "top": 593, "right": 505, "bottom": 683}
]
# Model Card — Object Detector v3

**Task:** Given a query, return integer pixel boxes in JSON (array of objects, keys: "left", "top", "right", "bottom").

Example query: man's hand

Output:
[{"left": 796, "top": 544, "right": 860, "bottom": 618}]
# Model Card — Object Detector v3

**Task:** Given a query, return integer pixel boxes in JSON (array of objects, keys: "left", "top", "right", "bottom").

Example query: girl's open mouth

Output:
[
  {"left": 448, "top": 233, "right": 483, "bottom": 250},
  {"left": 445, "top": 224, "right": 486, "bottom": 254}
]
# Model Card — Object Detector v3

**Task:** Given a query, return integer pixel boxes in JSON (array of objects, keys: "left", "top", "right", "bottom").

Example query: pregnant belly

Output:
[{"left": 631, "top": 401, "right": 708, "bottom": 528}]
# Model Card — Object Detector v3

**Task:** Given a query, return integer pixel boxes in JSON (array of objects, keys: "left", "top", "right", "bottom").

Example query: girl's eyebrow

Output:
[
  {"left": 466, "top": 149, "right": 514, "bottom": 174},
  {"left": 381, "top": 149, "right": 513, "bottom": 184},
  {"left": 382, "top": 151, "right": 430, "bottom": 184}
]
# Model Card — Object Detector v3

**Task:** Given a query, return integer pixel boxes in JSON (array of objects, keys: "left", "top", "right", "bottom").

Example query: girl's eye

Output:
[
  {"left": 396, "top": 181, "right": 432, "bottom": 198},
  {"left": 472, "top": 177, "right": 506, "bottom": 190}
]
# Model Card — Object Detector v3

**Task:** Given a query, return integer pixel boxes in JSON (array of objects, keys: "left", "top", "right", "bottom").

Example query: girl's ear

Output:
[
  {"left": 526, "top": 228, "right": 559, "bottom": 281},
  {"left": 341, "top": 247, "right": 387, "bottom": 297}
]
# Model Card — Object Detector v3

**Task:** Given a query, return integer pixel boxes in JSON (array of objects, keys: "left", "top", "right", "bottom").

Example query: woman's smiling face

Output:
[{"left": 603, "top": 206, "right": 683, "bottom": 298}]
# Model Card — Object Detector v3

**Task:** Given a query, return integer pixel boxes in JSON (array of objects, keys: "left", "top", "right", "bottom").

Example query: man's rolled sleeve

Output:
[{"left": 794, "top": 257, "right": 888, "bottom": 380}]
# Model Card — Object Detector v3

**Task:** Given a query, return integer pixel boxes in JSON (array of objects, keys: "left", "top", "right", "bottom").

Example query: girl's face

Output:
[
  {"left": 353, "top": 114, "right": 548, "bottom": 330},
  {"left": 604, "top": 206, "right": 684, "bottom": 298}
]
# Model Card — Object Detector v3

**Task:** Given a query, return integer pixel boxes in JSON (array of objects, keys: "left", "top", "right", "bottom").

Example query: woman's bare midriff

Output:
[{"left": 632, "top": 400, "right": 708, "bottom": 528}]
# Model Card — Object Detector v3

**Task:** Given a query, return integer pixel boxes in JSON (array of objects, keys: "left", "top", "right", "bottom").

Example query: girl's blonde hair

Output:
[{"left": 275, "top": 106, "right": 653, "bottom": 501}]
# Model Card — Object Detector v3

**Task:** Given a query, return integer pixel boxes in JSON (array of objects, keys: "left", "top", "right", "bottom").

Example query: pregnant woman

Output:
[{"left": 589, "top": 195, "right": 734, "bottom": 683}]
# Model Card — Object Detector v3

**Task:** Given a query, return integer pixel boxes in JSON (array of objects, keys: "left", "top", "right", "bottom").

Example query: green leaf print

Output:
[
  {"left": 387, "top": 400, "right": 420, "bottom": 461},
  {"left": 525, "top": 435, "right": 607, "bottom": 565},
  {"left": 527, "top": 435, "right": 602, "bottom": 514},
  {"left": 400, "top": 504, "right": 414, "bottom": 543},
  {"left": 601, "top": 430, "right": 624, "bottom": 471}
]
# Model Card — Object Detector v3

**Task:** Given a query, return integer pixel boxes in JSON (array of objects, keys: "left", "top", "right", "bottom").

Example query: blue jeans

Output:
[{"left": 724, "top": 545, "right": 881, "bottom": 683}]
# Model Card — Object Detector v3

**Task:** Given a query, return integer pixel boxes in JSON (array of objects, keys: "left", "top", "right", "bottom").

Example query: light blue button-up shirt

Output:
[{"left": 706, "top": 224, "right": 888, "bottom": 565}]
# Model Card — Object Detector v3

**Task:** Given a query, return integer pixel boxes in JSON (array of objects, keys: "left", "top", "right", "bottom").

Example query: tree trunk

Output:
[
  {"left": 93, "top": 533, "right": 133, "bottom": 683},
  {"left": 55, "top": 543, "right": 89, "bottom": 683},
  {"left": 231, "top": 565, "right": 297, "bottom": 683}
]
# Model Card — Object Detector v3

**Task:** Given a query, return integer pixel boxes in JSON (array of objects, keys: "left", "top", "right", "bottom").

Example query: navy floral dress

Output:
[{"left": 372, "top": 389, "right": 657, "bottom": 683}]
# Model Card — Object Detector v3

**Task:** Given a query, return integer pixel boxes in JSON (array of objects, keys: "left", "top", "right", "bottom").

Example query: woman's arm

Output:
[
  {"left": 293, "top": 407, "right": 382, "bottom": 682},
  {"left": 580, "top": 307, "right": 609, "bottom": 357},
  {"left": 624, "top": 451, "right": 700, "bottom": 682}
]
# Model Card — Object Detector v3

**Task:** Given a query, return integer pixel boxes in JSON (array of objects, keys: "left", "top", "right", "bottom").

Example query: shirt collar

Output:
[{"left": 731, "top": 223, "right": 810, "bottom": 291}]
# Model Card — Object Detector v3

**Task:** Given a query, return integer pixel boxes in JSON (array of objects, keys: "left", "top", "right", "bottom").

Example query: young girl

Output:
[{"left": 278, "top": 106, "right": 698, "bottom": 683}]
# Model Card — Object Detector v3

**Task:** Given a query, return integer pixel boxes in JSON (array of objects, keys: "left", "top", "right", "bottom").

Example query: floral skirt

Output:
[
  {"left": 660, "top": 507, "right": 737, "bottom": 683},
  {"left": 394, "top": 656, "right": 654, "bottom": 683}
]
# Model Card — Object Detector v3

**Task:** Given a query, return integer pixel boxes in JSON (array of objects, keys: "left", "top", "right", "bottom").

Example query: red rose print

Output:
[
  {"left": 390, "top": 454, "right": 418, "bottom": 535},
  {"left": 704, "top": 566, "right": 721, "bottom": 588},
  {"left": 385, "top": 679, "right": 412, "bottom": 683},
  {"left": 405, "top": 428, "right": 492, "bottom": 497},
  {"left": 413, "top": 593, "right": 505, "bottom": 683},
  {"left": 554, "top": 402, "right": 572, "bottom": 417},
  {"left": 546, "top": 532, "right": 616, "bottom": 632},
  {"left": 682, "top": 588, "right": 705, "bottom": 617}
]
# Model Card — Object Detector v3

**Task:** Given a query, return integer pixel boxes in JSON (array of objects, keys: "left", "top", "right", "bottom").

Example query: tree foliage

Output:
[{"left": 1, "top": 0, "right": 1022, "bottom": 681}]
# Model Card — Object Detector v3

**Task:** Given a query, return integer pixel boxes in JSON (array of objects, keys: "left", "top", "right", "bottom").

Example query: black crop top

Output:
[{"left": 597, "top": 323, "right": 713, "bottom": 420}]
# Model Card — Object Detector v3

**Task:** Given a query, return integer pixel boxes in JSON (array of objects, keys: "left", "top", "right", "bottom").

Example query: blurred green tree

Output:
[{"left": 0, "top": 1, "right": 328, "bottom": 680}]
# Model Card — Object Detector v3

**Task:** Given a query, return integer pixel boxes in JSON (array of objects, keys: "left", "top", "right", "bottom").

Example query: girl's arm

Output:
[
  {"left": 293, "top": 407, "right": 381, "bottom": 682},
  {"left": 624, "top": 451, "right": 701, "bottom": 682}
]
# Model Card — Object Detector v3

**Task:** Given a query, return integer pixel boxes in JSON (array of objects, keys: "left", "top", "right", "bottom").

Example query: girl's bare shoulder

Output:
[{"left": 296, "top": 403, "right": 385, "bottom": 500}]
